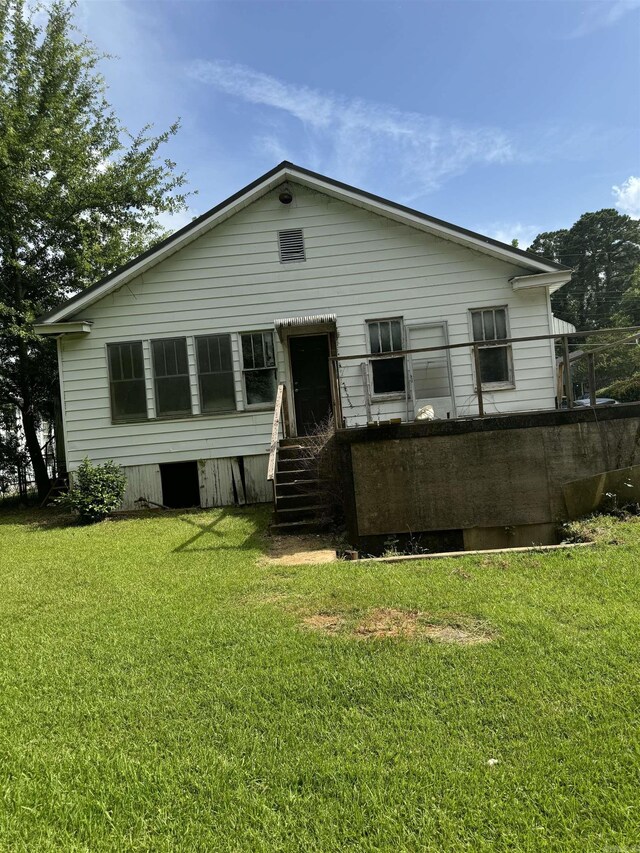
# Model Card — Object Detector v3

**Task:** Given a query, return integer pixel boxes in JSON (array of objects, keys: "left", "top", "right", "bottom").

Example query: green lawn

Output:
[{"left": 0, "top": 507, "right": 639, "bottom": 852}]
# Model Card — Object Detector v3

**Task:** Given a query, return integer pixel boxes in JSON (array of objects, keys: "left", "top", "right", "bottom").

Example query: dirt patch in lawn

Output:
[
  {"left": 302, "top": 613, "right": 346, "bottom": 634},
  {"left": 260, "top": 533, "right": 337, "bottom": 566},
  {"left": 300, "top": 607, "right": 496, "bottom": 644}
]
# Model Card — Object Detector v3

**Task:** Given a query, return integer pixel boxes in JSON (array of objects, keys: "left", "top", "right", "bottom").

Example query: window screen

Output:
[
  {"left": 368, "top": 319, "right": 405, "bottom": 394},
  {"left": 196, "top": 334, "right": 236, "bottom": 413},
  {"left": 470, "top": 308, "right": 512, "bottom": 386},
  {"left": 241, "top": 331, "right": 277, "bottom": 405},
  {"left": 151, "top": 338, "right": 192, "bottom": 416},
  {"left": 107, "top": 341, "right": 148, "bottom": 421}
]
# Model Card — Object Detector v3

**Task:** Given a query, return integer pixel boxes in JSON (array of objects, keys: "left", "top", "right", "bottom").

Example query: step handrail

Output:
[{"left": 267, "top": 383, "right": 290, "bottom": 483}]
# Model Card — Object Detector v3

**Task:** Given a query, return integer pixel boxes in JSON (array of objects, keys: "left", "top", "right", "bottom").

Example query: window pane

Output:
[
  {"left": 245, "top": 368, "right": 277, "bottom": 405},
  {"left": 380, "top": 322, "right": 392, "bottom": 352},
  {"left": 155, "top": 376, "right": 192, "bottom": 416},
  {"left": 111, "top": 379, "right": 147, "bottom": 420},
  {"left": 495, "top": 309, "right": 507, "bottom": 340},
  {"left": 108, "top": 345, "right": 123, "bottom": 381},
  {"left": 372, "top": 356, "right": 405, "bottom": 394},
  {"left": 391, "top": 320, "right": 403, "bottom": 351},
  {"left": 176, "top": 340, "right": 188, "bottom": 374},
  {"left": 263, "top": 333, "right": 275, "bottom": 367},
  {"left": 479, "top": 346, "right": 510, "bottom": 384},
  {"left": 242, "top": 333, "right": 255, "bottom": 369},
  {"left": 197, "top": 334, "right": 233, "bottom": 375},
  {"left": 196, "top": 337, "right": 211, "bottom": 374},
  {"left": 200, "top": 373, "right": 236, "bottom": 413},
  {"left": 483, "top": 310, "right": 495, "bottom": 341},
  {"left": 252, "top": 334, "right": 265, "bottom": 369},
  {"left": 152, "top": 339, "right": 188, "bottom": 378},
  {"left": 165, "top": 341, "right": 178, "bottom": 376},
  {"left": 369, "top": 323, "right": 381, "bottom": 354},
  {"left": 131, "top": 343, "right": 144, "bottom": 378},
  {"left": 471, "top": 312, "right": 483, "bottom": 341}
]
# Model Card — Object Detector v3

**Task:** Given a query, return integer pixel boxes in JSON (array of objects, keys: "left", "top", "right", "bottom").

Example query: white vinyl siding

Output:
[{"left": 58, "top": 183, "right": 557, "bottom": 470}]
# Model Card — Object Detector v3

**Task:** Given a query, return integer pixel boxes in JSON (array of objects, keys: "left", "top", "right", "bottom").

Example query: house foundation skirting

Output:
[{"left": 117, "top": 453, "right": 271, "bottom": 511}]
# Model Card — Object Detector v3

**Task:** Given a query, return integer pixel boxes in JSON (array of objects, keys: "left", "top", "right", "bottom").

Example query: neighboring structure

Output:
[{"left": 36, "top": 162, "right": 572, "bottom": 510}]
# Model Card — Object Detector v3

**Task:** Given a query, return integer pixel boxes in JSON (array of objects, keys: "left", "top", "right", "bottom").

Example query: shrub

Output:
[{"left": 62, "top": 458, "right": 126, "bottom": 524}]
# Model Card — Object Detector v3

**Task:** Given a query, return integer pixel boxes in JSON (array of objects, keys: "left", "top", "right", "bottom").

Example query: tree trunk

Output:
[{"left": 20, "top": 404, "right": 50, "bottom": 501}]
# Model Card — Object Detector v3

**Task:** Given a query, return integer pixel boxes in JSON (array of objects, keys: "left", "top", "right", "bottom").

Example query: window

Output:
[
  {"left": 195, "top": 334, "right": 236, "bottom": 413},
  {"left": 107, "top": 341, "right": 148, "bottom": 422},
  {"left": 278, "top": 228, "right": 305, "bottom": 263},
  {"left": 241, "top": 331, "right": 277, "bottom": 405},
  {"left": 151, "top": 337, "right": 192, "bottom": 416},
  {"left": 368, "top": 319, "right": 406, "bottom": 395},
  {"left": 470, "top": 307, "right": 513, "bottom": 387}
]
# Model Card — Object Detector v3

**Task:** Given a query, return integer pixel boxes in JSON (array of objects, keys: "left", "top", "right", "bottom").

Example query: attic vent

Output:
[{"left": 278, "top": 228, "right": 305, "bottom": 264}]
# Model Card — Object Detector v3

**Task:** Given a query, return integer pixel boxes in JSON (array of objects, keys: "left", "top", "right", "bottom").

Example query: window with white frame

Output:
[
  {"left": 195, "top": 334, "right": 236, "bottom": 413},
  {"left": 151, "top": 337, "right": 192, "bottom": 416},
  {"left": 241, "top": 331, "right": 277, "bottom": 405},
  {"left": 470, "top": 307, "right": 513, "bottom": 387},
  {"left": 367, "top": 318, "right": 405, "bottom": 395},
  {"left": 107, "top": 341, "right": 148, "bottom": 422}
]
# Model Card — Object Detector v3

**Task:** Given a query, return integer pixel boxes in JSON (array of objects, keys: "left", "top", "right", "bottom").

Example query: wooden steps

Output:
[{"left": 270, "top": 439, "right": 331, "bottom": 534}]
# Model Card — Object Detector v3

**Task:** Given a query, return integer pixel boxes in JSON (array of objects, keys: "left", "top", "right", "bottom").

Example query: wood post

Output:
[
  {"left": 472, "top": 344, "right": 484, "bottom": 418},
  {"left": 587, "top": 352, "right": 597, "bottom": 407},
  {"left": 562, "top": 335, "right": 573, "bottom": 408}
]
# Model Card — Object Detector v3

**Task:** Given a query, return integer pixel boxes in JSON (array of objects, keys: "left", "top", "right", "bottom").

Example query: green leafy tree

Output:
[
  {"left": 0, "top": 0, "right": 189, "bottom": 499},
  {"left": 529, "top": 210, "right": 640, "bottom": 331}
]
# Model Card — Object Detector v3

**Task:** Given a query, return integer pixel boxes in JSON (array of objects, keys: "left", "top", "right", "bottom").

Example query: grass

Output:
[{"left": 0, "top": 507, "right": 639, "bottom": 851}]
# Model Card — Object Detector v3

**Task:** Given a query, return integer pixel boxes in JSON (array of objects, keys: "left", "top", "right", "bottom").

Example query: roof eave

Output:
[{"left": 510, "top": 270, "right": 573, "bottom": 292}]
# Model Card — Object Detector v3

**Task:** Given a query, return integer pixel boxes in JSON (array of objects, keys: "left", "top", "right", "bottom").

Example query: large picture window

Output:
[
  {"left": 151, "top": 337, "right": 192, "bottom": 416},
  {"left": 470, "top": 307, "right": 513, "bottom": 387},
  {"left": 241, "top": 331, "right": 277, "bottom": 405},
  {"left": 107, "top": 341, "right": 148, "bottom": 422},
  {"left": 196, "top": 334, "right": 236, "bottom": 413},
  {"left": 368, "top": 318, "right": 405, "bottom": 395}
]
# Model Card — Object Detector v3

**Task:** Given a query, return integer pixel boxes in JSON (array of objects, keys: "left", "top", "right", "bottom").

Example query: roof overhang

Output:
[
  {"left": 33, "top": 321, "right": 92, "bottom": 336},
  {"left": 36, "top": 161, "right": 570, "bottom": 329},
  {"left": 510, "top": 270, "right": 573, "bottom": 292}
]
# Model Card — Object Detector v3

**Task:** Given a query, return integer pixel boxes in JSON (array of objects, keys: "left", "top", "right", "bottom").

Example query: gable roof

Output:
[{"left": 37, "top": 161, "right": 571, "bottom": 325}]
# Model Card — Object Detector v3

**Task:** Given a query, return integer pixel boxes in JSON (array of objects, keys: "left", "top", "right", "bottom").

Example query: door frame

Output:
[{"left": 284, "top": 329, "right": 338, "bottom": 436}]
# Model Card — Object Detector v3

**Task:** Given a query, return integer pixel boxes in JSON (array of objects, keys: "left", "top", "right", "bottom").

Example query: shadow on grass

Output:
[
  {"left": 172, "top": 506, "right": 269, "bottom": 554},
  {"left": 0, "top": 504, "right": 271, "bottom": 557}
]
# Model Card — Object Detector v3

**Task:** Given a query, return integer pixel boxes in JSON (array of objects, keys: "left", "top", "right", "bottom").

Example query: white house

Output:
[{"left": 35, "top": 162, "right": 572, "bottom": 510}]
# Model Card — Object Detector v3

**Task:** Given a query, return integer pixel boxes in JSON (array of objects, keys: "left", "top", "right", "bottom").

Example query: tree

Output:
[
  {"left": 528, "top": 210, "right": 640, "bottom": 332},
  {"left": 0, "top": 0, "right": 189, "bottom": 499}
]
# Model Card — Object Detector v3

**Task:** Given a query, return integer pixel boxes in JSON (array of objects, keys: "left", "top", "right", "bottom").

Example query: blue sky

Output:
[{"left": 73, "top": 0, "right": 639, "bottom": 247}]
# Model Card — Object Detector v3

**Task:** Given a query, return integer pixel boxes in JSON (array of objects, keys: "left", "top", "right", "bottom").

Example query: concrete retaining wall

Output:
[{"left": 337, "top": 404, "right": 640, "bottom": 549}]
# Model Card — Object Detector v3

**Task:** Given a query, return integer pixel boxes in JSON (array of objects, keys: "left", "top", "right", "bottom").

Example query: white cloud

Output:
[
  {"left": 612, "top": 176, "right": 640, "bottom": 218},
  {"left": 567, "top": 0, "right": 640, "bottom": 38},
  {"left": 481, "top": 222, "right": 541, "bottom": 250},
  {"left": 187, "top": 59, "right": 515, "bottom": 199}
]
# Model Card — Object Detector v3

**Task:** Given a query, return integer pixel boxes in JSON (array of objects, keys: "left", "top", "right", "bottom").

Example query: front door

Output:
[{"left": 289, "top": 334, "right": 333, "bottom": 435}]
